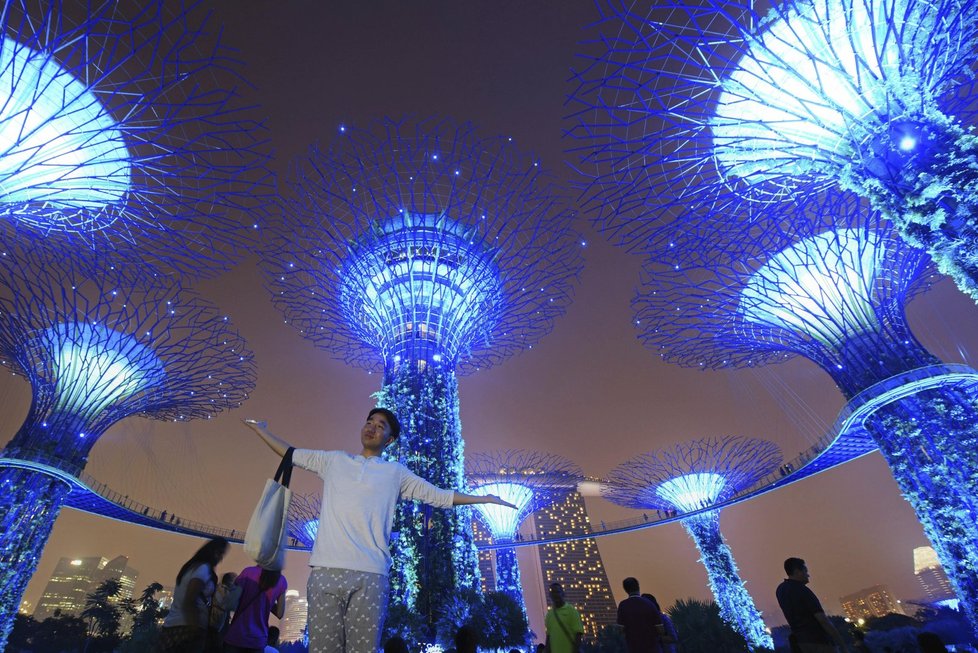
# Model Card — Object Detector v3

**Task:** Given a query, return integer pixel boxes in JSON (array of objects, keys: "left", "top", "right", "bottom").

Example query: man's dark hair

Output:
[
  {"left": 784, "top": 557, "right": 806, "bottom": 575},
  {"left": 549, "top": 582, "right": 563, "bottom": 591},
  {"left": 368, "top": 407, "right": 401, "bottom": 440},
  {"left": 623, "top": 577, "right": 640, "bottom": 594}
]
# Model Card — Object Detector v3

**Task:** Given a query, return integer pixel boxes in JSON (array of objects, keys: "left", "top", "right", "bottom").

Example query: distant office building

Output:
[
  {"left": 280, "top": 589, "right": 308, "bottom": 643},
  {"left": 840, "top": 585, "right": 905, "bottom": 620},
  {"left": 914, "top": 546, "right": 955, "bottom": 602},
  {"left": 533, "top": 492, "right": 617, "bottom": 639},
  {"left": 34, "top": 555, "right": 139, "bottom": 622},
  {"left": 473, "top": 519, "right": 497, "bottom": 594}
]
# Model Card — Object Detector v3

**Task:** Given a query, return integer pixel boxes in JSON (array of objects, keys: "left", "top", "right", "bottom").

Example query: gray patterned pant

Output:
[{"left": 307, "top": 567, "right": 389, "bottom": 653}]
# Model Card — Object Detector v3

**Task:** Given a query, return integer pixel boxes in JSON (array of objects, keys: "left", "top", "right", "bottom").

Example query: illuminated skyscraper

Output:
[
  {"left": 840, "top": 585, "right": 905, "bottom": 620},
  {"left": 280, "top": 590, "right": 309, "bottom": 643},
  {"left": 915, "top": 546, "right": 955, "bottom": 602},
  {"left": 605, "top": 437, "right": 780, "bottom": 650},
  {"left": 533, "top": 492, "right": 617, "bottom": 640},
  {"left": 34, "top": 555, "right": 139, "bottom": 622},
  {"left": 264, "top": 116, "right": 582, "bottom": 637}
]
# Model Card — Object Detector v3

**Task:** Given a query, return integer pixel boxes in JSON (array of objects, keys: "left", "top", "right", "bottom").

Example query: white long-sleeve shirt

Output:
[{"left": 293, "top": 449, "right": 454, "bottom": 575}]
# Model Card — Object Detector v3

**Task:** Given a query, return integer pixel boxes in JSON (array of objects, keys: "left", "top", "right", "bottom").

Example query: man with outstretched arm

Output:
[{"left": 243, "top": 409, "right": 516, "bottom": 653}]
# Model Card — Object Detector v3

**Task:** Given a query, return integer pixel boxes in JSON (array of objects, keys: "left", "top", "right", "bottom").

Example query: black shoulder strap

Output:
[{"left": 274, "top": 447, "right": 295, "bottom": 487}]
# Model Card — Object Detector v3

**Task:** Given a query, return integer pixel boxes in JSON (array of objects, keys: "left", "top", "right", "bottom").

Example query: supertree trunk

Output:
[
  {"left": 494, "top": 546, "right": 527, "bottom": 620},
  {"left": 377, "top": 363, "right": 479, "bottom": 638},
  {"left": 864, "top": 387, "right": 978, "bottom": 630},
  {"left": 682, "top": 511, "right": 773, "bottom": 651},
  {"left": 0, "top": 466, "right": 72, "bottom": 644}
]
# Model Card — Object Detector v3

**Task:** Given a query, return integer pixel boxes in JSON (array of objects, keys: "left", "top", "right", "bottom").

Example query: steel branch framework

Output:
[
  {"left": 262, "top": 115, "right": 582, "bottom": 639},
  {"left": 465, "top": 450, "right": 582, "bottom": 613},
  {"left": 0, "top": 243, "right": 255, "bottom": 644},
  {"left": 567, "top": 0, "right": 978, "bottom": 299},
  {"left": 605, "top": 437, "right": 781, "bottom": 650},
  {"left": 0, "top": 0, "right": 273, "bottom": 277},
  {"left": 631, "top": 194, "right": 978, "bottom": 630}
]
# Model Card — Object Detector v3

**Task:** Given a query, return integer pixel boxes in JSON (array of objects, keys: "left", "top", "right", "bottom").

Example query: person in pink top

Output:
[{"left": 222, "top": 567, "right": 287, "bottom": 653}]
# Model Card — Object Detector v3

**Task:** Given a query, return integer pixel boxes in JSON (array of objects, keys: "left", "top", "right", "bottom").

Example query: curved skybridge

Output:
[{"left": 4, "top": 363, "right": 976, "bottom": 550}]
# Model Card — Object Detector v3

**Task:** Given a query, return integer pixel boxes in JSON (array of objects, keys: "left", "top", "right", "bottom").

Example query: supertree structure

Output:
[
  {"left": 0, "top": 243, "right": 256, "bottom": 645},
  {"left": 567, "top": 0, "right": 978, "bottom": 300},
  {"left": 262, "top": 116, "right": 582, "bottom": 636},
  {"left": 0, "top": 0, "right": 272, "bottom": 277},
  {"left": 632, "top": 191, "right": 978, "bottom": 629},
  {"left": 465, "top": 450, "right": 583, "bottom": 615},
  {"left": 604, "top": 437, "right": 780, "bottom": 650}
]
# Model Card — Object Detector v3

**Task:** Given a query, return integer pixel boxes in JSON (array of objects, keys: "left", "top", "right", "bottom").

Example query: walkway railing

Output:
[{"left": 3, "top": 364, "right": 976, "bottom": 551}]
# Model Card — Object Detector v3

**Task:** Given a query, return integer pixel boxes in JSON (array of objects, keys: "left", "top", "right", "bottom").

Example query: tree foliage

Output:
[{"left": 669, "top": 598, "right": 751, "bottom": 653}]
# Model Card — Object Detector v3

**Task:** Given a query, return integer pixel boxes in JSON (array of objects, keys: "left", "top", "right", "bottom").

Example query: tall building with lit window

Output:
[
  {"left": 533, "top": 492, "right": 617, "bottom": 638},
  {"left": 474, "top": 519, "right": 497, "bottom": 594},
  {"left": 840, "top": 585, "right": 905, "bottom": 620},
  {"left": 914, "top": 546, "right": 955, "bottom": 603},
  {"left": 34, "top": 555, "right": 139, "bottom": 622},
  {"left": 280, "top": 590, "right": 308, "bottom": 643}
]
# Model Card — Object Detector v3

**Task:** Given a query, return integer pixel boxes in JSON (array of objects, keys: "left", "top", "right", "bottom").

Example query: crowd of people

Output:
[{"left": 152, "top": 408, "right": 956, "bottom": 653}]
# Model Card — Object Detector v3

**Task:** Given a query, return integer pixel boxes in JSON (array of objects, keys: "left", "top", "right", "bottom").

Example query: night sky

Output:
[{"left": 5, "top": 0, "right": 978, "bottom": 640}]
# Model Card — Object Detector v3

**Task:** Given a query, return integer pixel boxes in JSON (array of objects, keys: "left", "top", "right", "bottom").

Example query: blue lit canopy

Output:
[
  {"left": 604, "top": 437, "right": 782, "bottom": 512},
  {"left": 264, "top": 116, "right": 582, "bottom": 373},
  {"left": 469, "top": 482, "right": 533, "bottom": 539},
  {"left": 40, "top": 323, "right": 165, "bottom": 428},
  {"left": 466, "top": 449, "right": 583, "bottom": 540},
  {"left": 655, "top": 472, "right": 727, "bottom": 513},
  {"left": 0, "top": 0, "right": 273, "bottom": 277},
  {"left": 340, "top": 211, "right": 502, "bottom": 366},
  {"left": 0, "top": 36, "right": 129, "bottom": 220},
  {"left": 632, "top": 195, "right": 939, "bottom": 398},
  {"left": 0, "top": 242, "right": 256, "bottom": 464},
  {"left": 566, "top": 0, "right": 978, "bottom": 301}
]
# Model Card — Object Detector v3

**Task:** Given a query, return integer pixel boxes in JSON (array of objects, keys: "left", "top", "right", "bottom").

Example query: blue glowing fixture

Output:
[
  {"left": 711, "top": 0, "right": 939, "bottom": 180},
  {"left": 655, "top": 472, "right": 726, "bottom": 512},
  {"left": 40, "top": 323, "right": 165, "bottom": 424},
  {"left": 739, "top": 229, "right": 884, "bottom": 348},
  {"left": 0, "top": 36, "right": 129, "bottom": 219},
  {"left": 470, "top": 482, "right": 533, "bottom": 539},
  {"left": 341, "top": 211, "right": 501, "bottom": 368}
]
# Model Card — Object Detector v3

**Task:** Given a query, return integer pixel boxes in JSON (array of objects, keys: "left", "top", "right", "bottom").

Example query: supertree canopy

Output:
[
  {"left": 567, "top": 0, "right": 978, "bottom": 300},
  {"left": 604, "top": 437, "right": 780, "bottom": 651},
  {"left": 634, "top": 193, "right": 978, "bottom": 630},
  {"left": 0, "top": 0, "right": 272, "bottom": 277},
  {"left": 466, "top": 450, "right": 582, "bottom": 612},
  {"left": 262, "top": 116, "right": 583, "bottom": 638},
  {"left": 0, "top": 243, "right": 256, "bottom": 645}
]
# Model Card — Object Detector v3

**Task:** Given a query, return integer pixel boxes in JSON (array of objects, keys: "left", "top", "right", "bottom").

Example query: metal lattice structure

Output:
[
  {"left": 0, "top": 0, "right": 273, "bottom": 277},
  {"left": 0, "top": 243, "right": 256, "bottom": 644},
  {"left": 567, "top": 0, "right": 978, "bottom": 300},
  {"left": 262, "top": 115, "right": 582, "bottom": 639},
  {"left": 605, "top": 437, "right": 781, "bottom": 650},
  {"left": 637, "top": 194, "right": 940, "bottom": 399},
  {"left": 263, "top": 115, "right": 582, "bottom": 375},
  {"left": 631, "top": 193, "right": 978, "bottom": 631},
  {"left": 465, "top": 450, "right": 582, "bottom": 612}
]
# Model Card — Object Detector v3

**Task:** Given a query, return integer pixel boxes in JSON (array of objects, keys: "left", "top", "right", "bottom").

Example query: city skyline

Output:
[{"left": 3, "top": 0, "right": 978, "bottom": 637}]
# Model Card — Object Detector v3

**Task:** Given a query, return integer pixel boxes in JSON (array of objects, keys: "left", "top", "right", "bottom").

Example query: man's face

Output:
[
  {"left": 795, "top": 563, "right": 810, "bottom": 584},
  {"left": 361, "top": 413, "right": 393, "bottom": 450},
  {"left": 549, "top": 585, "right": 565, "bottom": 607}
]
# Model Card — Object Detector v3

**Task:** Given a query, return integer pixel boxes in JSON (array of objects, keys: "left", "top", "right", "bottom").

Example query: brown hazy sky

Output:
[{"left": 5, "top": 0, "right": 978, "bottom": 640}]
